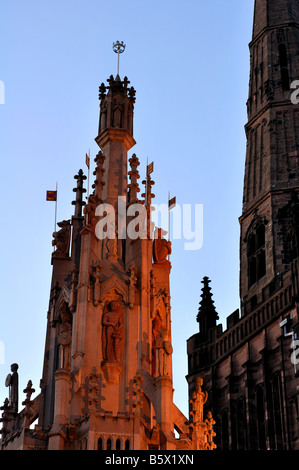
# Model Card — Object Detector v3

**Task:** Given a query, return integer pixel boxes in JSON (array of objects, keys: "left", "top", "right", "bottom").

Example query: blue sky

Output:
[{"left": 0, "top": 1, "right": 254, "bottom": 419}]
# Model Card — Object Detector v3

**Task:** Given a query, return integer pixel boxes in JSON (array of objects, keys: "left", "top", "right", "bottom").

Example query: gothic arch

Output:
[
  {"left": 101, "top": 274, "right": 128, "bottom": 305},
  {"left": 51, "top": 287, "right": 71, "bottom": 325}
]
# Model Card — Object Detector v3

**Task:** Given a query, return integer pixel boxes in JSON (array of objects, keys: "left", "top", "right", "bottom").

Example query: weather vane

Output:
[{"left": 113, "top": 41, "right": 126, "bottom": 77}]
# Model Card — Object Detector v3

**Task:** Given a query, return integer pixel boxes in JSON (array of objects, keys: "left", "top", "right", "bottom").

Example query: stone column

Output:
[
  {"left": 154, "top": 376, "right": 174, "bottom": 441},
  {"left": 48, "top": 369, "right": 71, "bottom": 450}
]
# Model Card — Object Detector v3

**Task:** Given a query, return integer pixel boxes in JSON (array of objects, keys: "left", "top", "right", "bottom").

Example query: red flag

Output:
[
  {"left": 46, "top": 190, "right": 57, "bottom": 201},
  {"left": 147, "top": 161, "right": 154, "bottom": 175},
  {"left": 168, "top": 196, "right": 176, "bottom": 210},
  {"left": 86, "top": 153, "right": 90, "bottom": 169}
]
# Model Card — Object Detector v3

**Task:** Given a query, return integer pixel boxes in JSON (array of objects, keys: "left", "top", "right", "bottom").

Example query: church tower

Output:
[
  {"left": 0, "top": 45, "right": 215, "bottom": 451},
  {"left": 240, "top": 0, "right": 299, "bottom": 310},
  {"left": 187, "top": 0, "right": 299, "bottom": 450}
]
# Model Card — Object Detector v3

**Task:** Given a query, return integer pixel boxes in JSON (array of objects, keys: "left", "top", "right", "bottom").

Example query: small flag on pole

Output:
[
  {"left": 147, "top": 161, "right": 154, "bottom": 176},
  {"left": 46, "top": 190, "right": 57, "bottom": 201},
  {"left": 168, "top": 196, "right": 176, "bottom": 210},
  {"left": 86, "top": 153, "right": 90, "bottom": 169}
]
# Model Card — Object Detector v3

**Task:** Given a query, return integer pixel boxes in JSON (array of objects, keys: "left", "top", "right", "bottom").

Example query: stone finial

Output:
[
  {"left": 0, "top": 398, "right": 11, "bottom": 439},
  {"left": 72, "top": 169, "right": 87, "bottom": 218},
  {"left": 92, "top": 151, "right": 106, "bottom": 199},
  {"left": 88, "top": 367, "right": 100, "bottom": 412},
  {"left": 132, "top": 371, "right": 143, "bottom": 414},
  {"left": 128, "top": 154, "right": 141, "bottom": 204},
  {"left": 141, "top": 175, "right": 155, "bottom": 207},
  {"left": 22, "top": 380, "right": 35, "bottom": 427},
  {"left": 204, "top": 411, "right": 217, "bottom": 450}
]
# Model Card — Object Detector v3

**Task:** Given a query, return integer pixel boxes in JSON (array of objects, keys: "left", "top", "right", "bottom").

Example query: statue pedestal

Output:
[{"left": 101, "top": 362, "right": 121, "bottom": 384}]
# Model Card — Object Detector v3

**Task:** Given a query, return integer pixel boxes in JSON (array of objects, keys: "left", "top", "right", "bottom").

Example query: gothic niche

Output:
[
  {"left": 101, "top": 300, "right": 124, "bottom": 383},
  {"left": 154, "top": 329, "right": 173, "bottom": 378},
  {"left": 151, "top": 311, "right": 163, "bottom": 376},
  {"left": 57, "top": 304, "right": 72, "bottom": 372},
  {"left": 113, "top": 103, "right": 123, "bottom": 128}
]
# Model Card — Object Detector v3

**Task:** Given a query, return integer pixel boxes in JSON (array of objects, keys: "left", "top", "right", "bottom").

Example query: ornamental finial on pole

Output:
[{"left": 113, "top": 41, "right": 126, "bottom": 77}]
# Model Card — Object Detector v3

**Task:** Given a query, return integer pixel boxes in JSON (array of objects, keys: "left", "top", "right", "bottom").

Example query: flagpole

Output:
[
  {"left": 168, "top": 191, "right": 171, "bottom": 242},
  {"left": 146, "top": 156, "right": 148, "bottom": 206},
  {"left": 87, "top": 149, "right": 90, "bottom": 198},
  {"left": 54, "top": 182, "right": 58, "bottom": 232}
]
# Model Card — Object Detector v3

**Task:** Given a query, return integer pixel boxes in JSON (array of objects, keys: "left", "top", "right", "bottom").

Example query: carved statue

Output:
[
  {"left": 113, "top": 105, "right": 122, "bottom": 128},
  {"left": 102, "top": 301, "right": 123, "bottom": 363},
  {"left": 152, "top": 312, "right": 163, "bottom": 375},
  {"left": 84, "top": 195, "right": 98, "bottom": 227},
  {"left": 154, "top": 329, "right": 173, "bottom": 377},
  {"left": 57, "top": 308, "right": 72, "bottom": 370},
  {"left": 153, "top": 228, "right": 172, "bottom": 264},
  {"left": 100, "top": 103, "right": 107, "bottom": 131},
  {"left": 105, "top": 235, "right": 118, "bottom": 258},
  {"left": 5, "top": 363, "right": 19, "bottom": 413},
  {"left": 189, "top": 377, "right": 208, "bottom": 425},
  {"left": 52, "top": 220, "right": 71, "bottom": 256}
]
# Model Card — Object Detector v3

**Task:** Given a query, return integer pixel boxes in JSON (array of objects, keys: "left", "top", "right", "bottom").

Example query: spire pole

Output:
[
  {"left": 54, "top": 182, "right": 58, "bottom": 232},
  {"left": 113, "top": 41, "right": 126, "bottom": 77}
]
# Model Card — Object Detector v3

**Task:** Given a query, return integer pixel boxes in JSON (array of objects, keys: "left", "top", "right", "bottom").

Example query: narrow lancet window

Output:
[
  {"left": 248, "top": 224, "right": 266, "bottom": 287},
  {"left": 279, "top": 44, "right": 290, "bottom": 91}
]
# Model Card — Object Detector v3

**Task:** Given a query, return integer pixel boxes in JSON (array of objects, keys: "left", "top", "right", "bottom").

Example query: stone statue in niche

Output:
[
  {"left": 105, "top": 235, "right": 118, "bottom": 259},
  {"left": 84, "top": 195, "right": 98, "bottom": 228},
  {"left": 100, "top": 103, "right": 107, "bottom": 132},
  {"left": 52, "top": 220, "right": 71, "bottom": 257},
  {"left": 154, "top": 329, "right": 173, "bottom": 377},
  {"left": 5, "top": 363, "right": 19, "bottom": 413},
  {"left": 153, "top": 228, "right": 172, "bottom": 264},
  {"left": 102, "top": 301, "right": 123, "bottom": 364},
  {"left": 151, "top": 312, "right": 163, "bottom": 375},
  {"left": 189, "top": 377, "right": 208, "bottom": 425},
  {"left": 57, "top": 308, "right": 72, "bottom": 371},
  {"left": 113, "top": 105, "right": 122, "bottom": 128}
]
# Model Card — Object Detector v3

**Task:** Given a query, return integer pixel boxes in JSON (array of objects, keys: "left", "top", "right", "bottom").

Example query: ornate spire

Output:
[
  {"left": 141, "top": 170, "right": 155, "bottom": 239},
  {"left": 141, "top": 172, "right": 155, "bottom": 207},
  {"left": 196, "top": 277, "right": 219, "bottom": 337},
  {"left": 97, "top": 74, "right": 136, "bottom": 139},
  {"left": 92, "top": 151, "right": 106, "bottom": 199},
  {"left": 72, "top": 169, "right": 87, "bottom": 217},
  {"left": 128, "top": 153, "right": 141, "bottom": 204}
]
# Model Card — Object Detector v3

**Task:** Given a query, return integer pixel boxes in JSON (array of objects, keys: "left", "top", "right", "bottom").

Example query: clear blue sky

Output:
[{"left": 0, "top": 1, "right": 254, "bottom": 419}]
